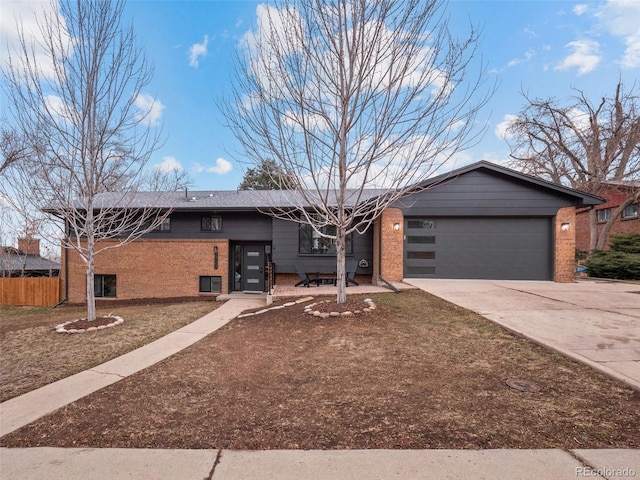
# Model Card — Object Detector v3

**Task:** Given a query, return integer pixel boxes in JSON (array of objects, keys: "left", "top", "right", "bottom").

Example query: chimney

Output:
[{"left": 18, "top": 238, "right": 40, "bottom": 256}]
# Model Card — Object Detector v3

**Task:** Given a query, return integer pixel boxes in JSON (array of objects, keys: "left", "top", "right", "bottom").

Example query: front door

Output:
[{"left": 242, "top": 244, "right": 265, "bottom": 292}]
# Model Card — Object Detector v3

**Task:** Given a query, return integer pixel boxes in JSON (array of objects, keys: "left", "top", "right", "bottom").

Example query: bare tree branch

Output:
[
  {"left": 2, "top": 0, "right": 170, "bottom": 320},
  {"left": 222, "top": 0, "right": 493, "bottom": 303},
  {"left": 507, "top": 81, "right": 640, "bottom": 251}
]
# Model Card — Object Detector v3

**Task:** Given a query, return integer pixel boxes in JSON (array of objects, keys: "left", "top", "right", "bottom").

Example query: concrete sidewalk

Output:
[
  {"left": 406, "top": 279, "right": 640, "bottom": 392},
  {"left": 0, "top": 297, "right": 265, "bottom": 438},
  {"left": 1, "top": 447, "right": 639, "bottom": 479}
]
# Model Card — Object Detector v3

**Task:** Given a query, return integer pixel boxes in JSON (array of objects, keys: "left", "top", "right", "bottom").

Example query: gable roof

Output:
[
  {"left": 55, "top": 161, "right": 603, "bottom": 212},
  {"left": 415, "top": 161, "right": 604, "bottom": 206}
]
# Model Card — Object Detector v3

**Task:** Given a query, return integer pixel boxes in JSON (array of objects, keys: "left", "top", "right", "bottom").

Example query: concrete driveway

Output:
[{"left": 405, "top": 279, "right": 640, "bottom": 391}]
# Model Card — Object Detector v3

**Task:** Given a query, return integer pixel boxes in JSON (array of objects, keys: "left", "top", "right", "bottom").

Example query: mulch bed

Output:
[{"left": 1, "top": 290, "right": 638, "bottom": 450}]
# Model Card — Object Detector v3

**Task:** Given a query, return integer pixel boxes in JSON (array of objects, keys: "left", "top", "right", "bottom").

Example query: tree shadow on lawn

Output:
[{"left": 1, "top": 290, "right": 638, "bottom": 450}]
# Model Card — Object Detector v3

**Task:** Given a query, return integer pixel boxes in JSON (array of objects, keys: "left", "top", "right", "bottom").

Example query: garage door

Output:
[{"left": 404, "top": 217, "right": 553, "bottom": 280}]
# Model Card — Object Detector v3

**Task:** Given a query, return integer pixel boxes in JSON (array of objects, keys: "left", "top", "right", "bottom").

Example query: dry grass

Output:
[
  {"left": 2, "top": 290, "right": 638, "bottom": 450},
  {"left": 0, "top": 300, "right": 219, "bottom": 402}
]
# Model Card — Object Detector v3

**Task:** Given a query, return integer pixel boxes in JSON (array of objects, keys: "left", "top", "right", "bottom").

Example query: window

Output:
[
  {"left": 407, "top": 236, "right": 435, "bottom": 244},
  {"left": 154, "top": 217, "right": 171, "bottom": 231},
  {"left": 596, "top": 208, "right": 611, "bottom": 223},
  {"left": 94, "top": 275, "right": 116, "bottom": 298},
  {"left": 201, "top": 215, "right": 222, "bottom": 231},
  {"left": 299, "top": 216, "right": 353, "bottom": 255},
  {"left": 622, "top": 204, "right": 638, "bottom": 219},
  {"left": 407, "top": 251, "right": 436, "bottom": 259},
  {"left": 199, "top": 276, "right": 222, "bottom": 293},
  {"left": 407, "top": 219, "right": 436, "bottom": 230}
]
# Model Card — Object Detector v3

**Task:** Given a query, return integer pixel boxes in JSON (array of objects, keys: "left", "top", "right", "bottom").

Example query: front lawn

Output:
[
  {"left": 1, "top": 290, "right": 638, "bottom": 449},
  {"left": 0, "top": 300, "right": 218, "bottom": 402}
]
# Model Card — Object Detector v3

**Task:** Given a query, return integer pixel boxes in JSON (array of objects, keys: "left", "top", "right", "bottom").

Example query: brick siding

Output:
[
  {"left": 554, "top": 207, "right": 576, "bottom": 282},
  {"left": 376, "top": 208, "right": 404, "bottom": 283},
  {"left": 64, "top": 239, "right": 229, "bottom": 303}
]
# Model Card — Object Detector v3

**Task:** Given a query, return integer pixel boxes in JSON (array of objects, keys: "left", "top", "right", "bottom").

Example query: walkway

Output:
[{"left": 0, "top": 298, "right": 264, "bottom": 438}]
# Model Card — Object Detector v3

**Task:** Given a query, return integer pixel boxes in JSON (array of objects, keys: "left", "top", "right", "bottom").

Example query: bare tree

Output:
[
  {"left": 2, "top": 0, "right": 171, "bottom": 320},
  {"left": 507, "top": 82, "right": 640, "bottom": 252},
  {"left": 223, "top": 0, "right": 491, "bottom": 304}
]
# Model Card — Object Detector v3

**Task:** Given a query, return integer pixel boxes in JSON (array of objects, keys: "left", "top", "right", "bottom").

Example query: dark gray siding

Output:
[
  {"left": 394, "top": 170, "right": 578, "bottom": 216},
  {"left": 144, "top": 211, "right": 272, "bottom": 240},
  {"left": 272, "top": 218, "right": 374, "bottom": 274}
]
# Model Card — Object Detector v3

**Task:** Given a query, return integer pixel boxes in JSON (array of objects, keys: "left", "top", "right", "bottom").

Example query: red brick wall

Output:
[
  {"left": 576, "top": 184, "right": 640, "bottom": 252},
  {"left": 554, "top": 207, "right": 576, "bottom": 283},
  {"left": 376, "top": 208, "right": 404, "bottom": 283},
  {"left": 65, "top": 239, "right": 229, "bottom": 303}
]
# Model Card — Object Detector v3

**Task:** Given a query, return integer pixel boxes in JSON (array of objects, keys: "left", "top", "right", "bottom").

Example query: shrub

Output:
[{"left": 586, "top": 233, "right": 640, "bottom": 280}]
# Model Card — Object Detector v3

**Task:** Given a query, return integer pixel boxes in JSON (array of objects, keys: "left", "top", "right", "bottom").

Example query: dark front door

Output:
[{"left": 242, "top": 244, "right": 265, "bottom": 292}]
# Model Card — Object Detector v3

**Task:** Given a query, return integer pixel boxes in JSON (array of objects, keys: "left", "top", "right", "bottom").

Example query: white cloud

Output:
[
  {"left": 555, "top": 39, "right": 601, "bottom": 75},
  {"left": 573, "top": 4, "right": 589, "bottom": 16},
  {"left": 189, "top": 35, "right": 209, "bottom": 68},
  {"left": 495, "top": 114, "right": 518, "bottom": 140},
  {"left": 206, "top": 157, "right": 233, "bottom": 175},
  {"left": 154, "top": 156, "right": 182, "bottom": 172},
  {"left": 594, "top": 0, "right": 640, "bottom": 68},
  {"left": 134, "top": 93, "right": 165, "bottom": 126},
  {"left": 507, "top": 49, "right": 536, "bottom": 67},
  {"left": 0, "top": 0, "right": 70, "bottom": 80}
]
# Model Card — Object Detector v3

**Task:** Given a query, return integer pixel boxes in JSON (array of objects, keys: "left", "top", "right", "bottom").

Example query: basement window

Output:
[
  {"left": 95, "top": 275, "right": 117, "bottom": 298},
  {"left": 199, "top": 276, "right": 222, "bottom": 293}
]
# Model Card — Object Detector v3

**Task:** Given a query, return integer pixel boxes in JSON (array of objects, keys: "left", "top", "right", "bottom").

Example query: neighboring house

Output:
[
  {"left": 60, "top": 161, "right": 602, "bottom": 303},
  {"left": 0, "top": 238, "right": 60, "bottom": 277},
  {"left": 575, "top": 181, "right": 640, "bottom": 253}
]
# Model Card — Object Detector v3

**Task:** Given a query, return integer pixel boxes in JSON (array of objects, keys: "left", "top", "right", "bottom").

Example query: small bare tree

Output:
[
  {"left": 2, "top": 0, "right": 171, "bottom": 320},
  {"left": 224, "top": 0, "right": 491, "bottom": 303},
  {"left": 507, "top": 82, "right": 640, "bottom": 252}
]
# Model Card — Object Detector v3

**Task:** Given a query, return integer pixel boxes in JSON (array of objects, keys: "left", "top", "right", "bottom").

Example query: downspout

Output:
[{"left": 55, "top": 219, "right": 69, "bottom": 308}]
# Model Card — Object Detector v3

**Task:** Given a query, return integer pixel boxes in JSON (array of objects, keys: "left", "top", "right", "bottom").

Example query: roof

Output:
[
  {"left": 0, "top": 251, "right": 61, "bottom": 273},
  {"left": 85, "top": 188, "right": 389, "bottom": 211},
  {"left": 54, "top": 161, "right": 603, "bottom": 211},
  {"left": 415, "top": 160, "right": 605, "bottom": 206}
]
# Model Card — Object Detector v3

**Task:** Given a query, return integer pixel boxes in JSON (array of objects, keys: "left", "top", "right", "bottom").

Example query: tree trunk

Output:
[
  {"left": 85, "top": 241, "right": 96, "bottom": 322},
  {"left": 588, "top": 209, "right": 598, "bottom": 253},
  {"left": 335, "top": 227, "right": 347, "bottom": 304}
]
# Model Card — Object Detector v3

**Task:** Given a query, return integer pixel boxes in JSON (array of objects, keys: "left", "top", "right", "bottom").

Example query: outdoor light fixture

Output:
[
  {"left": 561, "top": 223, "right": 570, "bottom": 231},
  {"left": 393, "top": 223, "right": 400, "bottom": 231}
]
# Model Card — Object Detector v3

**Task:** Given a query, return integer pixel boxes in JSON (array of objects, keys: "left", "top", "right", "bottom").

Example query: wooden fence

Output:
[{"left": 0, "top": 277, "right": 61, "bottom": 307}]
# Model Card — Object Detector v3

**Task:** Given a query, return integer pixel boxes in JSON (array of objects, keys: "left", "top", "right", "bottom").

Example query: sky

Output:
[{"left": 1, "top": 0, "right": 639, "bottom": 192}]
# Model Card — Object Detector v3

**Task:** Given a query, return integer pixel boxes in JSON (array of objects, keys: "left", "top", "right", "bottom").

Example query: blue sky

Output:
[{"left": 2, "top": 0, "right": 639, "bottom": 190}]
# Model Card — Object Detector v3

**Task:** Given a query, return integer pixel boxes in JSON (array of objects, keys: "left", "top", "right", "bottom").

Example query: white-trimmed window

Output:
[
  {"left": 622, "top": 204, "right": 638, "bottom": 219},
  {"left": 596, "top": 208, "right": 611, "bottom": 223}
]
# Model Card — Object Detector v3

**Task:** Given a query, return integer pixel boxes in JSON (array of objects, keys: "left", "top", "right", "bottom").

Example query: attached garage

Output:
[
  {"left": 404, "top": 217, "right": 553, "bottom": 280},
  {"left": 377, "top": 161, "right": 603, "bottom": 283}
]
